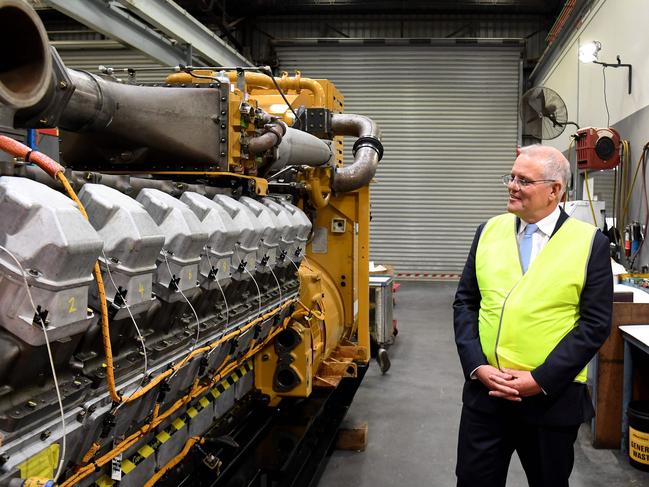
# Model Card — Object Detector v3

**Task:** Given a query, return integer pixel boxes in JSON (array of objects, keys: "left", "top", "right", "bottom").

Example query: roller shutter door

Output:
[
  {"left": 56, "top": 42, "right": 166, "bottom": 84},
  {"left": 276, "top": 42, "right": 521, "bottom": 276}
]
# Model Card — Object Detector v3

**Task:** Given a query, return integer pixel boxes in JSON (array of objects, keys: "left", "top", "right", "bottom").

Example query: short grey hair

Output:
[{"left": 519, "top": 144, "right": 571, "bottom": 198}]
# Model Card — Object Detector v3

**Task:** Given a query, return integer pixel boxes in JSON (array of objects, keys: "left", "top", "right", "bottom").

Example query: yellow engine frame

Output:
[
  {"left": 252, "top": 77, "right": 370, "bottom": 404},
  {"left": 167, "top": 69, "right": 370, "bottom": 403}
]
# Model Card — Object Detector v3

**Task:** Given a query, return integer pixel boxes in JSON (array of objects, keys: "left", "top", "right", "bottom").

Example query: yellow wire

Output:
[
  {"left": 79, "top": 441, "right": 101, "bottom": 465},
  {"left": 566, "top": 138, "right": 575, "bottom": 204},
  {"left": 120, "top": 298, "right": 296, "bottom": 405},
  {"left": 143, "top": 436, "right": 204, "bottom": 486},
  {"left": 617, "top": 142, "right": 624, "bottom": 230},
  {"left": 622, "top": 146, "right": 644, "bottom": 224},
  {"left": 619, "top": 140, "right": 630, "bottom": 231},
  {"left": 56, "top": 172, "right": 121, "bottom": 403},
  {"left": 59, "top": 305, "right": 299, "bottom": 487},
  {"left": 583, "top": 171, "right": 598, "bottom": 226}
]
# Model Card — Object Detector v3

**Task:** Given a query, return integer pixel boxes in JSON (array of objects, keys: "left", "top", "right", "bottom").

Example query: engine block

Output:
[{"left": 0, "top": 2, "right": 381, "bottom": 485}]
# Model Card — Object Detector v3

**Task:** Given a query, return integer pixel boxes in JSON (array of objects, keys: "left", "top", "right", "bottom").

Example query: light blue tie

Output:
[{"left": 519, "top": 223, "right": 538, "bottom": 273}]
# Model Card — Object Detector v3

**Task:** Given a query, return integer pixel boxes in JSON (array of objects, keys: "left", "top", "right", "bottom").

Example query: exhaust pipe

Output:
[
  {"left": 331, "top": 113, "right": 383, "bottom": 193},
  {"left": 0, "top": 0, "right": 372, "bottom": 181},
  {"left": 0, "top": 1, "right": 224, "bottom": 169},
  {"left": 48, "top": 70, "right": 225, "bottom": 168},
  {"left": 248, "top": 114, "right": 332, "bottom": 175},
  {"left": 13, "top": 65, "right": 226, "bottom": 168},
  {"left": 0, "top": 0, "right": 51, "bottom": 109},
  {"left": 248, "top": 119, "right": 287, "bottom": 155}
]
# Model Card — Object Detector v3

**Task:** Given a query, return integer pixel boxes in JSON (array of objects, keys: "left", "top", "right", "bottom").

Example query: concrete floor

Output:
[{"left": 318, "top": 281, "right": 649, "bottom": 487}]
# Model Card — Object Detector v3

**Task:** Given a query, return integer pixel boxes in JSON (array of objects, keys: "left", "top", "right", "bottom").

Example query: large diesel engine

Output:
[{"left": 0, "top": 1, "right": 382, "bottom": 486}]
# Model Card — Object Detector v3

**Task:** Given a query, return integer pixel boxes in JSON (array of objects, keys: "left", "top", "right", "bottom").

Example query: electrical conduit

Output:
[{"left": 59, "top": 303, "right": 297, "bottom": 487}]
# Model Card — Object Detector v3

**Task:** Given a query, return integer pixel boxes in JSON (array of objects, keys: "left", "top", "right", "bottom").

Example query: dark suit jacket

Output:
[{"left": 453, "top": 207, "right": 613, "bottom": 426}]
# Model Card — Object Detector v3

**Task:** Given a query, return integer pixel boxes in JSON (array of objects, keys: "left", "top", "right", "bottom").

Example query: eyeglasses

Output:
[{"left": 501, "top": 174, "right": 556, "bottom": 188}]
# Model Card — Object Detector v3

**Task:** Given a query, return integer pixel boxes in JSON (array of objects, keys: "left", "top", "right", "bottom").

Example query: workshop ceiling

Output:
[{"left": 177, "top": 0, "right": 564, "bottom": 17}]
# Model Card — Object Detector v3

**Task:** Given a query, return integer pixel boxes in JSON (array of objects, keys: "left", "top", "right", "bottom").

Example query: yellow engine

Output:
[
  {"left": 166, "top": 69, "right": 372, "bottom": 405},
  {"left": 0, "top": 2, "right": 382, "bottom": 485}
]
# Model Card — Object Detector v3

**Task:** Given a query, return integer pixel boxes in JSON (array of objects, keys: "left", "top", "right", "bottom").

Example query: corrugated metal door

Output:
[
  {"left": 276, "top": 42, "right": 521, "bottom": 275},
  {"left": 56, "top": 42, "right": 167, "bottom": 84}
]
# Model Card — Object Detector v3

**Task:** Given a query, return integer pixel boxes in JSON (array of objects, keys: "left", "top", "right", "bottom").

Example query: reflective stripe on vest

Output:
[{"left": 475, "top": 212, "right": 596, "bottom": 383}]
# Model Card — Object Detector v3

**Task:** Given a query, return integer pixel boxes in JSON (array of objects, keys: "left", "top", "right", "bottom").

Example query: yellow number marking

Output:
[
  {"left": 67, "top": 296, "right": 77, "bottom": 314},
  {"left": 138, "top": 283, "right": 145, "bottom": 298}
]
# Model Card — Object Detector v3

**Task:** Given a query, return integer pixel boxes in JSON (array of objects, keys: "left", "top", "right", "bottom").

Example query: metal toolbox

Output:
[{"left": 369, "top": 275, "right": 394, "bottom": 346}]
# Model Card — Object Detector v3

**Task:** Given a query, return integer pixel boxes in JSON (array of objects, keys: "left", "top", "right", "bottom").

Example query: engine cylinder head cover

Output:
[
  {"left": 279, "top": 200, "right": 312, "bottom": 261},
  {"left": 136, "top": 188, "right": 208, "bottom": 301},
  {"left": 262, "top": 197, "right": 298, "bottom": 263},
  {"left": 239, "top": 196, "right": 283, "bottom": 269},
  {"left": 79, "top": 184, "right": 165, "bottom": 318},
  {"left": 213, "top": 195, "right": 263, "bottom": 279},
  {"left": 180, "top": 191, "right": 240, "bottom": 290},
  {"left": 0, "top": 177, "right": 102, "bottom": 345}
]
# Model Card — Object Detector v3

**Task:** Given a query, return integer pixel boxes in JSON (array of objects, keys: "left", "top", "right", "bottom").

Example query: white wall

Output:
[
  {"left": 535, "top": 0, "right": 649, "bottom": 143},
  {"left": 533, "top": 0, "right": 649, "bottom": 270}
]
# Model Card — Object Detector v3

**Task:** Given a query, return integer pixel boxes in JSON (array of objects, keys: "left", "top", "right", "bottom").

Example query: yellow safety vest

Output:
[{"left": 475, "top": 212, "right": 597, "bottom": 383}]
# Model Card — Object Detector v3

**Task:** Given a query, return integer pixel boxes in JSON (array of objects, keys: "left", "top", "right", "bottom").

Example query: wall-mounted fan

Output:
[{"left": 520, "top": 86, "right": 579, "bottom": 140}]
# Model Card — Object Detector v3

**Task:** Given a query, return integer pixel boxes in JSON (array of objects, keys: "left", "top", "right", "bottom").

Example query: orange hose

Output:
[{"left": 0, "top": 135, "right": 64, "bottom": 178}]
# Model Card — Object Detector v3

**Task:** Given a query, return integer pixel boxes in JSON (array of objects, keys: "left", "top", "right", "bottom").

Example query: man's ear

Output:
[{"left": 549, "top": 182, "right": 562, "bottom": 202}]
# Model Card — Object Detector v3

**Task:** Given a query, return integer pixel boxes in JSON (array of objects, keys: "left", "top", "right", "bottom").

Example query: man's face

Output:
[{"left": 506, "top": 154, "right": 559, "bottom": 222}]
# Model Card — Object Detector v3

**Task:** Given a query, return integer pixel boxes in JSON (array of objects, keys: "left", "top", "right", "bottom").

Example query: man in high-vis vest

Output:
[{"left": 453, "top": 145, "right": 612, "bottom": 487}]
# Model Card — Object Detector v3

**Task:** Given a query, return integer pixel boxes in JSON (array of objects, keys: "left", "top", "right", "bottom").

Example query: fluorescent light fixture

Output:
[{"left": 579, "top": 41, "right": 601, "bottom": 63}]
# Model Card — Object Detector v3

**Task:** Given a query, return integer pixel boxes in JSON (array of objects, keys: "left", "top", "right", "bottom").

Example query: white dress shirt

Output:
[{"left": 517, "top": 205, "right": 561, "bottom": 267}]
